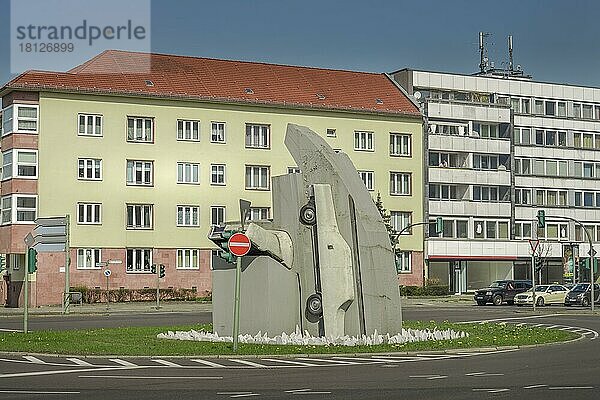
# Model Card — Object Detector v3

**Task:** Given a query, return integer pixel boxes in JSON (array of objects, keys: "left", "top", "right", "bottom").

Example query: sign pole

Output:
[
  {"left": 531, "top": 252, "right": 536, "bottom": 311},
  {"left": 232, "top": 255, "right": 242, "bottom": 352},
  {"left": 105, "top": 272, "right": 110, "bottom": 314},
  {"left": 156, "top": 266, "right": 160, "bottom": 310},
  {"left": 64, "top": 214, "right": 71, "bottom": 315},
  {"left": 24, "top": 246, "right": 29, "bottom": 334}
]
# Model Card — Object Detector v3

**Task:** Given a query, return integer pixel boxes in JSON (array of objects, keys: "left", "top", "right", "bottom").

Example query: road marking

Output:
[
  {"left": 370, "top": 356, "right": 422, "bottom": 361},
  {"left": 261, "top": 358, "right": 318, "bottom": 367},
  {"left": 473, "top": 388, "right": 510, "bottom": 393},
  {"left": 333, "top": 356, "right": 386, "bottom": 363},
  {"left": 466, "top": 372, "right": 504, "bottom": 377},
  {"left": 545, "top": 325, "right": 561, "bottom": 329},
  {"left": 152, "top": 359, "right": 183, "bottom": 367},
  {"left": 523, "top": 384, "right": 548, "bottom": 389},
  {"left": 191, "top": 359, "right": 228, "bottom": 368},
  {"left": 66, "top": 358, "right": 94, "bottom": 366},
  {"left": 285, "top": 389, "right": 312, "bottom": 393},
  {"left": 0, "top": 328, "right": 20, "bottom": 332},
  {"left": 464, "top": 314, "right": 554, "bottom": 323},
  {"left": 0, "top": 366, "right": 141, "bottom": 379},
  {"left": 229, "top": 394, "right": 260, "bottom": 398},
  {"left": 79, "top": 375, "right": 223, "bottom": 380},
  {"left": 410, "top": 375, "right": 447, "bottom": 380},
  {"left": 0, "top": 390, "right": 80, "bottom": 394},
  {"left": 548, "top": 386, "right": 594, "bottom": 390},
  {"left": 23, "top": 355, "right": 45, "bottom": 364},
  {"left": 291, "top": 391, "right": 331, "bottom": 395},
  {"left": 297, "top": 358, "right": 359, "bottom": 365},
  {"left": 109, "top": 358, "right": 137, "bottom": 367},
  {"left": 229, "top": 359, "right": 269, "bottom": 368}
]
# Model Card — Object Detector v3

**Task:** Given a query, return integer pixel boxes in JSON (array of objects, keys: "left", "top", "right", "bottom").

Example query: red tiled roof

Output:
[{"left": 2, "top": 50, "right": 421, "bottom": 117}]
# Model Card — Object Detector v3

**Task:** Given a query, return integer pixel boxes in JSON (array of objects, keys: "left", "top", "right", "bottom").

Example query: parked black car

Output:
[
  {"left": 564, "top": 283, "right": 600, "bottom": 307},
  {"left": 474, "top": 280, "right": 533, "bottom": 306}
]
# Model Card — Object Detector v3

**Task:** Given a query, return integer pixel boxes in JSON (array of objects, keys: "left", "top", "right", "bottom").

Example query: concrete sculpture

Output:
[{"left": 210, "top": 123, "right": 402, "bottom": 338}]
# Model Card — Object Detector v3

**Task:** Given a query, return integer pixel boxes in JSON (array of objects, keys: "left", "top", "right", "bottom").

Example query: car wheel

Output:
[
  {"left": 299, "top": 203, "right": 317, "bottom": 226},
  {"left": 306, "top": 293, "right": 323, "bottom": 316},
  {"left": 476, "top": 300, "right": 486, "bottom": 306},
  {"left": 536, "top": 297, "right": 545, "bottom": 307},
  {"left": 492, "top": 295, "right": 503, "bottom": 306},
  {"left": 582, "top": 298, "right": 590, "bottom": 307}
]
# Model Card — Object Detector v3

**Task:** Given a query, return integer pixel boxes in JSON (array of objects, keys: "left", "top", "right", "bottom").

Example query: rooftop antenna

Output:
[
  {"left": 508, "top": 35, "right": 514, "bottom": 72},
  {"left": 479, "top": 32, "right": 490, "bottom": 73}
]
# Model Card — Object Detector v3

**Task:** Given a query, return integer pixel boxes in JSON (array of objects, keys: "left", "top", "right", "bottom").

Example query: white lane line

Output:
[
  {"left": 292, "top": 392, "right": 331, "bottom": 395},
  {"left": 218, "top": 392, "right": 254, "bottom": 395},
  {"left": 524, "top": 384, "right": 548, "bottom": 389},
  {"left": 0, "top": 366, "right": 142, "bottom": 379},
  {"left": 191, "top": 359, "right": 228, "bottom": 368},
  {"left": 109, "top": 359, "right": 137, "bottom": 367},
  {"left": 369, "top": 356, "right": 422, "bottom": 361},
  {"left": 545, "top": 325, "right": 562, "bottom": 329},
  {"left": 261, "top": 358, "right": 317, "bottom": 367},
  {"left": 66, "top": 358, "right": 94, "bottom": 367},
  {"left": 23, "top": 355, "right": 45, "bottom": 364},
  {"left": 333, "top": 356, "right": 387, "bottom": 363},
  {"left": 285, "top": 389, "right": 312, "bottom": 393},
  {"left": 230, "top": 394, "right": 260, "bottom": 398},
  {"left": 466, "top": 372, "right": 504, "bottom": 377},
  {"left": 0, "top": 328, "right": 20, "bottom": 332},
  {"left": 151, "top": 359, "right": 183, "bottom": 367},
  {"left": 548, "top": 386, "right": 594, "bottom": 390},
  {"left": 410, "top": 375, "right": 443, "bottom": 378},
  {"left": 229, "top": 359, "right": 269, "bottom": 368},
  {"left": 472, "top": 388, "right": 510, "bottom": 393},
  {"left": 79, "top": 375, "right": 223, "bottom": 380},
  {"left": 296, "top": 358, "right": 359, "bottom": 365},
  {"left": 0, "top": 390, "right": 80, "bottom": 394}
]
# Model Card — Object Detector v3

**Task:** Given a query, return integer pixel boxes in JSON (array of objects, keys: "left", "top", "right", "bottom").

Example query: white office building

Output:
[{"left": 393, "top": 56, "right": 600, "bottom": 293}]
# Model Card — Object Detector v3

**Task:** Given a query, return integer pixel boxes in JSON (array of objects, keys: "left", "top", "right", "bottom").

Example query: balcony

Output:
[
  {"left": 427, "top": 101, "right": 511, "bottom": 124},
  {"left": 427, "top": 239, "right": 564, "bottom": 259},
  {"left": 429, "top": 200, "right": 511, "bottom": 217},
  {"left": 429, "top": 134, "right": 511, "bottom": 154},
  {"left": 429, "top": 168, "right": 511, "bottom": 186}
]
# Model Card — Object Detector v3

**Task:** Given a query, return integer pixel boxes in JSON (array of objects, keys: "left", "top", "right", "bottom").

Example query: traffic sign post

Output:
[
  {"left": 229, "top": 232, "right": 251, "bottom": 352},
  {"left": 529, "top": 237, "right": 540, "bottom": 311},
  {"left": 104, "top": 269, "right": 111, "bottom": 313},
  {"left": 23, "top": 244, "right": 30, "bottom": 334}
]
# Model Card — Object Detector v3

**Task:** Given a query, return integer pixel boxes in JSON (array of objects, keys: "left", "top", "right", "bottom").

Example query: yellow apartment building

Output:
[{"left": 0, "top": 50, "right": 423, "bottom": 306}]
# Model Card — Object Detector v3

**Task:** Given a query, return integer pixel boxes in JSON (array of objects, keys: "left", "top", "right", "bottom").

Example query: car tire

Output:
[
  {"left": 306, "top": 293, "right": 323, "bottom": 316},
  {"left": 536, "top": 297, "right": 545, "bottom": 307},
  {"left": 299, "top": 204, "right": 317, "bottom": 226},
  {"left": 476, "top": 300, "right": 486, "bottom": 306},
  {"left": 492, "top": 295, "right": 503, "bottom": 306},
  {"left": 582, "top": 298, "right": 590, "bottom": 307}
]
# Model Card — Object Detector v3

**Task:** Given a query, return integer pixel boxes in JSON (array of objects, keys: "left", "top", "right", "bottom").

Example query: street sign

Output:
[
  {"left": 35, "top": 217, "right": 67, "bottom": 226},
  {"left": 27, "top": 216, "right": 68, "bottom": 253},
  {"left": 104, "top": 269, "right": 112, "bottom": 277},
  {"left": 228, "top": 233, "right": 251, "bottom": 257},
  {"left": 528, "top": 239, "right": 540, "bottom": 253},
  {"left": 24, "top": 233, "right": 34, "bottom": 247},
  {"left": 589, "top": 248, "right": 597, "bottom": 257}
]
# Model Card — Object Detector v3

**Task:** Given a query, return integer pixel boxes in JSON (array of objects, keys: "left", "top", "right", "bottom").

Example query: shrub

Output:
[
  {"left": 399, "top": 285, "right": 449, "bottom": 296},
  {"left": 70, "top": 286, "right": 198, "bottom": 303}
]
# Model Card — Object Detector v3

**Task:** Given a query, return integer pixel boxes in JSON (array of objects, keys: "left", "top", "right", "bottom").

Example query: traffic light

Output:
[
  {"left": 582, "top": 257, "right": 598, "bottom": 273},
  {"left": 159, "top": 264, "right": 166, "bottom": 278},
  {"left": 435, "top": 216, "right": 443, "bottom": 235},
  {"left": 151, "top": 264, "right": 156, "bottom": 274},
  {"left": 27, "top": 248, "right": 38, "bottom": 273},
  {"left": 0, "top": 254, "right": 5, "bottom": 272},
  {"left": 537, "top": 210, "right": 546, "bottom": 228},
  {"left": 209, "top": 226, "right": 240, "bottom": 264}
]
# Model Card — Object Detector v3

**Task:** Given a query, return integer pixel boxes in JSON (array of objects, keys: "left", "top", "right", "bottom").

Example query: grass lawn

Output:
[{"left": 0, "top": 321, "right": 578, "bottom": 356}]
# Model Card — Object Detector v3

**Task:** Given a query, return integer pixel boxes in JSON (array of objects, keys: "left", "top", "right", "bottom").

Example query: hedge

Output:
[
  {"left": 70, "top": 286, "right": 204, "bottom": 303},
  {"left": 399, "top": 285, "right": 449, "bottom": 296}
]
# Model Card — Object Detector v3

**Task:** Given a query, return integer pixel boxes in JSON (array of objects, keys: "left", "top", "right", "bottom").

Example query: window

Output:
[
  {"left": 78, "top": 158, "right": 102, "bottom": 180},
  {"left": 2, "top": 104, "right": 39, "bottom": 135},
  {"left": 390, "top": 133, "right": 411, "bottom": 156},
  {"left": 515, "top": 222, "right": 532, "bottom": 239},
  {"left": 390, "top": 172, "right": 411, "bottom": 195},
  {"left": 78, "top": 114, "right": 102, "bottom": 136},
  {"left": 514, "top": 127, "right": 531, "bottom": 145},
  {"left": 177, "top": 120, "right": 200, "bottom": 141},
  {"left": 583, "top": 104, "right": 593, "bottom": 119},
  {"left": 326, "top": 128, "right": 336, "bottom": 137},
  {"left": 456, "top": 220, "right": 468, "bottom": 238},
  {"left": 395, "top": 251, "right": 411, "bottom": 273},
  {"left": 246, "top": 207, "right": 270, "bottom": 221},
  {"left": 515, "top": 188, "right": 531, "bottom": 205},
  {"left": 177, "top": 162, "right": 199, "bottom": 184},
  {"left": 573, "top": 103, "right": 582, "bottom": 118},
  {"left": 177, "top": 249, "right": 199, "bottom": 269},
  {"left": 211, "top": 206, "right": 225, "bottom": 226},
  {"left": 77, "top": 249, "right": 101, "bottom": 269},
  {"left": 557, "top": 102, "right": 567, "bottom": 117},
  {"left": 358, "top": 170, "right": 374, "bottom": 191},
  {"left": 126, "top": 248, "right": 152, "bottom": 273},
  {"left": 473, "top": 154, "right": 498, "bottom": 170},
  {"left": 126, "top": 160, "right": 153, "bottom": 185},
  {"left": 211, "top": 122, "right": 226, "bottom": 143},
  {"left": 534, "top": 100, "right": 544, "bottom": 115},
  {"left": 245, "top": 124, "right": 270, "bottom": 148},
  {"left": 245, "top": 165, "right": 270, "bottom": 190},
  {"left": 127, "top": 117, "right": 153, "bottom": 142},
  {"left": 429, "top": 184, "right": 458, "bottom": 200},
  {"left": 473, "top": 186, "right": 499, "bottom": 202},
  {"left": 126, "top": 204, "right": 153, "bottom": 229},
  {"left": 390, "top": 211, "right": 411, "bottom": 234},
  {"left": 6, "top": 195, "right": 37, "bottom": 223},
  {"left": 210, "top": 164, "right": 226, "bottom": 185},
  {"left": 77, "top": 203, "right": 101, "bottom": 224},
  {"left": 354, "top": 131, "right": 374, "bottom": 151},
  {"left": 1, "top": 149, "right": 38, "bottom": 180},
  {"left": 545, "top": 101, "right": 555, "bottom": 116},
  {"left": 177, "top": 205, "right": 199, "bottom": 227}
]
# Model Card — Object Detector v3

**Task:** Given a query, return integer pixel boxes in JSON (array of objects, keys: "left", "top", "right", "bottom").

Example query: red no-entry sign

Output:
[{"left": 228, "top": 233, "right": 251, "bottom": 257}]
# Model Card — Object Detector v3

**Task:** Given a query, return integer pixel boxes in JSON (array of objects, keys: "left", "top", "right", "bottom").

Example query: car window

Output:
[
  {"left": 535, "top": 285, "right": 549, "bottom": 292},
  {"left": 490, "top": 281, "right": 507, "bottom": 288},
  {"left": 515, "top": 282, "right": 526, "bottom": 289},
  {"left": 550, "top": 285, "right": 564, "bottom": 291},
  {"left": 571, "top": 284, "right": 589, "bottom": 292}
]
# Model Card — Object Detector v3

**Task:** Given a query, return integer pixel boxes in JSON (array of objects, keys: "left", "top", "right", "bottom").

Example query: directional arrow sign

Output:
[
  {"left": 35, "top": 217, "right": 67, "bottom": 227},
  {"left": 32, "top": 243, "right": 65, "bottom": 253},
  {"left": 33, "top": 225, "right": 66, "bottom": 236}
]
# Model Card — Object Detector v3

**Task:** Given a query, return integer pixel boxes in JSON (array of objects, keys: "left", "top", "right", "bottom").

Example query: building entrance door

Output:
[{"left": 451, "top": 261, "right": 467, "bottom": 294}]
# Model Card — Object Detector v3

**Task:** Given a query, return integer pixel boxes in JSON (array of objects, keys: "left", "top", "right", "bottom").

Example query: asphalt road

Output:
[{"left": 1, "top": 304, "right": 599, "bottom": 399}]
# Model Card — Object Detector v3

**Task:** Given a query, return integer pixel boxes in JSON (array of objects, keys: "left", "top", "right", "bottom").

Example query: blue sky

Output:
[{"left": 1, "top": 0, "right": 599, "bottom": 86}]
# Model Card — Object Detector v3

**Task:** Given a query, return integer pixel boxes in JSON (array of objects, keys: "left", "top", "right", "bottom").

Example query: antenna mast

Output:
[
  {"left": 508, "top": 35, "right": 514, "bottom": 72},
  {"left": 479, "top": 32, "right": 490, "bottom": 73}
]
